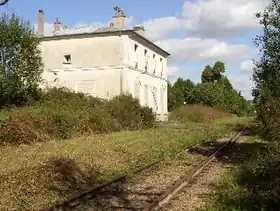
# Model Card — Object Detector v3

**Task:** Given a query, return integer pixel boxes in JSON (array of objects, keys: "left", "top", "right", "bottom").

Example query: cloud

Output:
[
  {"left": 140, "top": 0, "right": 269, "bottom": 41},
  {"left": 240, "top": 59, "right": 254, "bottom": 72},
  {"left": 182, "top": 0, "right": 268, "bottom": 38},
  {"left": 228, "top": 74, "right": 254, "bottom": 99},
  {"left": 142, "top": 17, "right": 187, "bottom": 40},
  {"left": 167, "top": 66, "right": 181, "bottom": 76},
  {"left": 156, "top": 38, "right": 254, "bottom": 63}
]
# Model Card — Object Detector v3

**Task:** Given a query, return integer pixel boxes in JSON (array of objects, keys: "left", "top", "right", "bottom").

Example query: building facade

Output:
[{"left": 38, "top": 7, "right": 170, "bottom": 121}]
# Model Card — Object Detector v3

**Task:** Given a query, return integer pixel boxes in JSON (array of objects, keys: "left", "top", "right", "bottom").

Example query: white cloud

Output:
[
  {"left": 182, "top": 0, "right": 268, "bottom": 38},
  {"left": 142, "top": 17, "right": 187, "bottom": 40},
  {"left": 140, "top": 0, "right": 269, "bottom": 41},
  {"left": 156, "top": 38, "right": 253, "bottom": 63},
  {"left": 167, "top": 66, "right": 181, "bottom": 76},
  {"left": 240, "top": 59, "right": 254, "bottom": 72},
  {"left": 227, "top": 74, "right": 254, "bottom": 99}
]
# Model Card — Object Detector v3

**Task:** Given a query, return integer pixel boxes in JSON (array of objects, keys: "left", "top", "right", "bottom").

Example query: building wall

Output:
[
  {"left": 121, "top": 35, "right": 168, "bottom": 121},
  {"left": 40, "top": 35, "right": 122, "bottom": 70},
  {"left": 121, "top": 66, "right": 168, "bottom": 121},
  {"left": 41, "top": 67, "right": 121, "bottom": 99},
  {"left": 121, "top": 35, "right": 168, "bottom": 80},
  {"left": 39, "top": 33, "right": 168, "bottom": 121}
]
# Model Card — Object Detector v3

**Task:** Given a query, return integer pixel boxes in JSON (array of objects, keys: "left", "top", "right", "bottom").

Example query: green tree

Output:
[
  {"left": 212, "top": 61, "right": 225, "bottom": 82},
  {"left": 173, "top": 77, "right": 195, "bottom": 101},
  {"left": 168, "top": 82, "right": 184, "bottom": 111},
  {"left": 201, "top": 65, "right": 213, "bottom": 83},
  {"left": 0, "top": 13, "right": 43, "bottom": 107},
  {"left": 253, "top": 0, "right": 280, "bottom": 103}
]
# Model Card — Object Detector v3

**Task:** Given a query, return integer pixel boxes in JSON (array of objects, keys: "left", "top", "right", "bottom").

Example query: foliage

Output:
[
  {"left": 201, "top": 61, "right": 225, "bottom": 83},
  {"left": 168, "top": 61, "right": 250, "bottom": 116},
  {"left": 0, "top": 88, "right": 155, "bottom": 145},
  {"left": 0, "top": 13, "right": 43, "bottom": 108},
  {"left": 202, "top": 137, "right": 280, "bottom": 211},
  {"left": 168, "top": 78, "right": 195, "bottom": 111},
  {"left": 188, "top": 79, "right": 248, "bottom": 116}
]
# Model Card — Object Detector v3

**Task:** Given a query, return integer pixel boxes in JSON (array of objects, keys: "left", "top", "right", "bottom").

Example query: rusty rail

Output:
[
  {"left": 41, "top": 132, "right": 241, "bottom": 211},
  {"left": 143, "top": 133, "right": 241, "bottom": 211}
]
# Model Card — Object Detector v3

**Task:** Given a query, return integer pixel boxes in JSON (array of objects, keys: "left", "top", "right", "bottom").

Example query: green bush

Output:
[
  {"left": 188, "top": 82, "right": 248, "bottom": 116},
  {"left": 258, "top": 98, "right": 280, "bottom": 141},
  {"left": 107, "top": 94, "right": 155, "bottom": 130},
  {"left": 0, "top": 89, "right": 156, "bottom": 145},
  {"left": 0, "top": 13, "right": 43, "bottom": 108}
]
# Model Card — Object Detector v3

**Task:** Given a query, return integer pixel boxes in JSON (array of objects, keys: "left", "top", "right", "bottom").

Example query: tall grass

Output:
[{"left": 0, "top": 87, "right": 156, "bottom": 145}]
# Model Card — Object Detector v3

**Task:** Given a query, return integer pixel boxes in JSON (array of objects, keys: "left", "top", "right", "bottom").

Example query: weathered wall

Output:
[
  {"left": 41, "top": 67, "right": 121, "bottom": 99},
  {"left": 40, "top": 35, "right": 122, "bottom": 70},
  {"left": 39, "top": 33, "right": 168, "bottom": 120}
]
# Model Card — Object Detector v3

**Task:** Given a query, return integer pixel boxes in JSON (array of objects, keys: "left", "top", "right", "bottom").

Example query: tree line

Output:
[{"left": 168, "top": 61, "right": 251, "bottom": 116}]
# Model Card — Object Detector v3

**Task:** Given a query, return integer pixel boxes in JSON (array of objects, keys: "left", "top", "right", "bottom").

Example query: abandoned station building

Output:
[{"left": 38, "top": 7, "right": 170, "bottom": 121}]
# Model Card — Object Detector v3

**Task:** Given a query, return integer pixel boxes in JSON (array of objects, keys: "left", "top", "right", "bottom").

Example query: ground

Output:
[{"left": 0, "top": 116, "right": 250, "bottom": 210}]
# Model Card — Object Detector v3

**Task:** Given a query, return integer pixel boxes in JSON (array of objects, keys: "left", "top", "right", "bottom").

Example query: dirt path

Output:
[
  {"left": 160, "top": 136, "right": 249, "bottom": 211},
  {"left": 69, "top": 138, "right": 234, "bottom": 210}
]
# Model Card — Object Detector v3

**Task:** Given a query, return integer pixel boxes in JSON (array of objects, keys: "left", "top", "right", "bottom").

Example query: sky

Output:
[{"left": 0, "top": 0, "right": 270, "bottom": 99}]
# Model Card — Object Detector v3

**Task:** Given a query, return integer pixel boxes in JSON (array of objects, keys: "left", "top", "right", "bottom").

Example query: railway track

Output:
[{"left": 41, "top": 132, "right": 241, "bottom": 211}]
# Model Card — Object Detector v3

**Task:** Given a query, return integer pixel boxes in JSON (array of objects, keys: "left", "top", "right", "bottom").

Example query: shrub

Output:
[
  {"left": 107, "top": 94, "right": 155, "bottom": 130},
  {"left": 259, "top": 98, "right": 280, "bottom": 141},
  {"left": 0, "top": 89, "right": 156, "bottom": 145},
  {"left": 0, "top": 13, "right": 43, "bottom": 108},
  {"left": 0, "top": 114, "right": 43, "bottom": 145},
  {"left": 169, "top": 104, "right": 230, "bottom": 123}
]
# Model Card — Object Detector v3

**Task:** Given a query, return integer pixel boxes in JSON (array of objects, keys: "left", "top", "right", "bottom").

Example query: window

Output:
[
  {"left": 134, "top": 81, "right": 140, "bottom": 99},
  {"left": 144, "top": 49, "right": 148, "bottom": 56},
  {"left": 160, "top": 87, "right": 164, "bottom": 113},
  {"left": 64, "top": 54, "right": 71, "bottom": 64},
  {"left": 160, "top": 58, "right": 163, "bottom": 76},
  {"left": 153, "top": 54, "right": 155, "bottom": 59},
  {"left": 134, "top": 44, "right": 138, "bottom": 52},
  {"left": 144, "top": 85, "right": 148, "bottom": 106},
  {"left": 152, "top": 86, "right": 158, "bottom": 111}
]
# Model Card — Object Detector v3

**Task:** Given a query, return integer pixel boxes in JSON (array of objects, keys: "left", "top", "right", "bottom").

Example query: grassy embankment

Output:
[{"left": 0, "top": 118, "right": 250, "bottom": 210}]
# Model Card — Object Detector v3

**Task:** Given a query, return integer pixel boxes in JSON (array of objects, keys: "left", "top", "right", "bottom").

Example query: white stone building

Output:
[{"left": 38, "top": 7, "right": 170, "bottom": 121}]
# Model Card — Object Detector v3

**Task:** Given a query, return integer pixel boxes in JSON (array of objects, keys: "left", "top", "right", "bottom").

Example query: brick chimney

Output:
[
  {"left": 54, "top": 18, "right": 61, "bottom": 32},
  {"left": 38, "top": 9, "right": 44, "bottom": 37},
  {"left": 112, "top": 6, "right": 126, "bottom": 29},
  {"left": 133, "top": 25, "right": 145, "bottom": 36}
]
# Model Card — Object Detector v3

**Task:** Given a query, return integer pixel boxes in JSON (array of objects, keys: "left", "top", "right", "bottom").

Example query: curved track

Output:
[{"left": 41, "top": 133, "right": 241, "bottom": 211}]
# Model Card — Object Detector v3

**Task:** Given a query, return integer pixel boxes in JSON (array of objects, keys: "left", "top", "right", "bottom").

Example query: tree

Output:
[
  {"left": 253, "top": 0, "right": 280, "bottom": 102},
  {"left": 0, "top": 13, "right": 43, "bottom": 107},
  {"left": 173, "top": 77, "right": 195, "bottom": 101},
  {"left": 201, "top": 65, "right": 213, "bottom": 83},
  {"left": 168, "top": 82, "right": 184, "bottom": 111},
  {"left": 212, "top": 61, "right": 225, "bottom": 82},
  {"left": 201, "top": 61, "right": 225, "bottom": 83}
]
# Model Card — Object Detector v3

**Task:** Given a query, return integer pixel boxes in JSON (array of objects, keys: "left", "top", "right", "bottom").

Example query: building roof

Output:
[{"left": 41, "top": 24, "right": 170, "bottom": 57}]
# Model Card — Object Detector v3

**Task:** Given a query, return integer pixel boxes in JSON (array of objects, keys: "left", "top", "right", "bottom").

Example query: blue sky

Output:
[{"left": 0, "top": 0, "right": 269, "bottom": 99}]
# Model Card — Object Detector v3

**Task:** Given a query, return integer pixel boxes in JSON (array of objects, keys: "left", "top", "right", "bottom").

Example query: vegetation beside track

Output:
[{"left": 0, "top": 116, "right": 250, "bottom": 210}]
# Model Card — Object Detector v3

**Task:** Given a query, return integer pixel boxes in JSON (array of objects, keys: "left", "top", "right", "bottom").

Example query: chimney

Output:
[
  {"left": 54, "top": 18, "right": 61, "bottom": 32},
  {"left": 112, "top": 6, "right": 126, "bottom": 29},
  {"left": 133, "top": 25, "right": 145, "bottom": 36},
  {"left": 63, "top": 25, "right": 68, "bottom": 30},
  {"left": 38, "top": 9, "right": 44, "bottom": 37}
]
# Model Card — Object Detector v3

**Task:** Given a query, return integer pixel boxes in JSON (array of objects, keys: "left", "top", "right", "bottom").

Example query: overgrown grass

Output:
[
  {"left": 169, "top": 104, "right": 231, "bottom": 123},
  {"left": 0, "top": 116, "right": 249, "bottom": 210},
  {"left": 0, "top": 88, "right": 155, "bottom": 145},
  {"left": 201, "top": 123, "right": 280, "bottom": 211}
]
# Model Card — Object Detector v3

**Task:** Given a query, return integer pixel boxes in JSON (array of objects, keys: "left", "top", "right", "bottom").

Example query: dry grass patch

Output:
[
  {"left": 0, "top": 117, "right": 250, "bottom": 210},
  {"left": 169, "top": 104, "right": 231, "bottom": 123}
]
